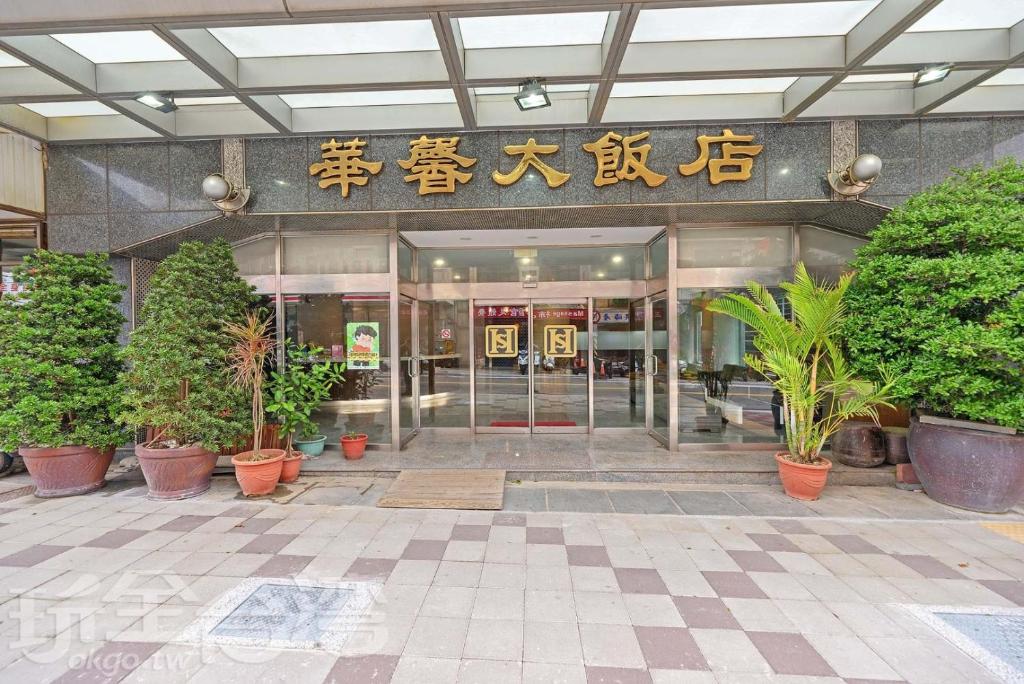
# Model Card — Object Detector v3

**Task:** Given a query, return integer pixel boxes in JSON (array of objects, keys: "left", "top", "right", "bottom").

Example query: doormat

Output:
[
  {"left": 377, "top": 469, "right": 505, "bottom": 510},
  {"left": 489, "top": 421, "right": 577, "bottom": 427}
]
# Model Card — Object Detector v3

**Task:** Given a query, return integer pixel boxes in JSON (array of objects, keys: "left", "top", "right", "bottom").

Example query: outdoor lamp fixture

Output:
[
  {"left": 914, "top": 63, "right": 954, "bottom": 87},
  {"left": 827, "top": 153, "right": 883, "bottom": 197},
  {"left": 514, "top": 78, "right": 551, "bottom": 111},
  {"left": 134, "top": 92, "right": 177, "bottom": 113},
  {"left": 201, "top": 173, "right": 251, "bottom": 213}
]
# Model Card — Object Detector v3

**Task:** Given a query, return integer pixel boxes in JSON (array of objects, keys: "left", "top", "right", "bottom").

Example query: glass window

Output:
[
  {"left": 677, "top": 226, "right": 792, "bottom": 268},
  {"left": 418, "top": 245, "right": 644, "bottom": 283},
  {"left": 232, "top": 236, "right": 276, "bottom": 276},
  {"left": 649, "top": 233, "right": 668, "bottom": 277},
  {"left": 283, "top": 293, "right": 392, "bottom": 445},
  {"left": 399, "top": 239, "right": 414, "bottom": 282},
  {"left": 0, "top": 236, "right": 34, "bottom": 264},
  {"left": 798, "top": 225, "right": 867, "bottom": 282},
  {"left": 593, "top": 298, "right": 646, "bottom": 428},
  {"left": 677, "top": 287, "right": 785, "bottom": 445},
  {"left": 282, "top": 233, "right": 388, "bottom": 275},
  {"left": 418, "top": 300, "right": 470, "bottom": 427}
]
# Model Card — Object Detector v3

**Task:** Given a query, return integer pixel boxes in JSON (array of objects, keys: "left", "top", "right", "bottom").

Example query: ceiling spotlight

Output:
[
  {"left": 520, "top": 257, "right": 532, "bottom": 265},
  {"left": 514, "top": 78, "right": 551, "bottom": 111},
  {"left": 134, "top": 92, "right": 177, "bottom": 113},
  {"left": 914, "top": 63, "right": 954, "bottom": 87},
  {"left": 827, "top": 153, "right": 883, "bottom": 197},
  {"left": 611, "top": 254, "right": 623, "bottom": 264},
  {"left": 596, "top": 271, "right": 606, "bottom": 279},
  {"left": 201, "top": 173, "right": 250, "bottom": 213},
  {"left": 433, "top": 258, "right": 446, "bottom": 267}
]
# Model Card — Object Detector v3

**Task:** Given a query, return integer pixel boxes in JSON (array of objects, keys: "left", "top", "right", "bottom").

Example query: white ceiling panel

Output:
[
  {"left": 20, "top": 101, "right": 116, "bottom": 117},
  {"left": 0, "top": 52, "right": 27, "bottom": 68},
  {"left": 907, "top": 0, "right": 1024, "bottom": 32},
  {"left": 982, "top": 69, "right": 1024, "bottom": 87},
  {"left": 458, "top": 12, "right": 610, "bottom": 49},
  {"left": 175, "top": 96, "right": 241, "bottom": 106},
  {"left": 843, "top": 73, "right": 915, "bottom": 83},
  {"left": 282, "top": 89, "right": 456, "bottom": 109},
  {"left": 611, "top": 78, "right": 797, "bottom": 98},
  {"left": 209, "top": 21, "right": 439, "bottom": 58},
  {"left": 631, "top": 1, "right": 881, "bottom": 42},
  {"left": 51, "top": 31, "right": 184, "bottom": 64}
]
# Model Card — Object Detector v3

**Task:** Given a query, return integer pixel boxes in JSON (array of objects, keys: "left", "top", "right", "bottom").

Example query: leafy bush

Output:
[
  {"left": 266, "top": 343, "right": 345, "bottom": 452},
  {"left": 0, "top": 251, "right": 129, "bottom": 450},
  {"left": 844, "top": 160, "right": 1024, "bottom": 430},
  {"left": 120, "top": 239, "right": 256, "bottom": 450},
  {"left": 708, "top": 263, "right": 893, "bottom": 463}
]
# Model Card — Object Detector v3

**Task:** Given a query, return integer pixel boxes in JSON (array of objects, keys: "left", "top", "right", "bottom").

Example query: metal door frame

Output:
[
  {"left": 399, "top": 294, "right": 420, "bottom": 447},
  {"left": 647, "top": 291, "right": 669, "bottom": 447}
]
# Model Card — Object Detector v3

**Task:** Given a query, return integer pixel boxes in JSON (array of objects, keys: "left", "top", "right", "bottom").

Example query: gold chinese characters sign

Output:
[{"left": 309, "top": 129, "right": 763, "bottom": 198}]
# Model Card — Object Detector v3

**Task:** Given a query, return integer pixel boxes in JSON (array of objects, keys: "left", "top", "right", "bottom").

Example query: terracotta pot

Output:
[
  {"left": 136, "top": 444, "right": 218, "bottom": 500},
  {"left": 280, "top": 451, "right": 302, "bottom": 484},
  {"left": 341, "top": 434, "right": 368, "bottom": 460},
  {"left": 19, "top": 445, "right": 114, "bottom": 498},
  {"left": 775, "top": 452, "right": 832, "bottom": 501},
  {"left": 909, "top": 418, "right": 1024, "bottom": 513},
  {"left": 232, "top": 449, "right": 285, "bottom": 496}
]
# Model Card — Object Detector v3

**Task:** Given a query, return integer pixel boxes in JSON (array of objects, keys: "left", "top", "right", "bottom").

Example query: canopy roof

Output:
[{"left": 0, "top": 0, "right": 1020, "bottom": 142}]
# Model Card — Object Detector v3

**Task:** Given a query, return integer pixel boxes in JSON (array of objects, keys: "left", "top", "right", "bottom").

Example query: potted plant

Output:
[
  {"left": 707, "top": 263, "right": 894, "bottom": 500},
  {"left": 226, "top": 311, "right": 285, "bottom": 496},
  {"left": 341, "top": 430, "right": 368, "bottom": 460},
  {"left": 0, "top": 251, "right": 129, "bottom": 497},
  {"left": 845, "top": 160, "right": 1024, "bottom": 513},
  {"left": 120, "top": 240, "right": 255, "bottom": 499},
  {"left": 266, "top": 343, "right": 345, "bottom": 482}
]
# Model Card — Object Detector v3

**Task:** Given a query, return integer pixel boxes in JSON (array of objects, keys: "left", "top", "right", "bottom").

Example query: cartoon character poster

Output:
[{"left": 346, "top": 321, "right": 380, "bottom": 369}]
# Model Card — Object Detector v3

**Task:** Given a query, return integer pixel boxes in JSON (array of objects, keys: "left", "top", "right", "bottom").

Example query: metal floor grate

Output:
[
  {"left": 907, "top": 604, "right": 1024, "bottom": 682},
  {"left": 210, "top": 583, "right": 354, "bottom": 642}
]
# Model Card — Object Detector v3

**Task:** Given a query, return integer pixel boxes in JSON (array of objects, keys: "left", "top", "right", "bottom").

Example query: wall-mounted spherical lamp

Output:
[
  {"left": 827, "top": 154, "right": 882, "bottom": 197},
  {"left": 201, "top": 173, "right": 251, "bottom": 213}
]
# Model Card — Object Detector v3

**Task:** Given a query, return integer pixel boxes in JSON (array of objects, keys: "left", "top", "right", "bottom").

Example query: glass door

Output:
[
  {"left": 531, "top": 302, "right": 588, "bottom": 432},
  {"left": 398, "top": 295, "right": 418, "bottom": 444},
  {"left": 418, "top": 300, "right": 470, "bottom": 428},
  {"left": 474, "top": 302, "right": 530, "bottom": 430},
  {"left": 649, "top": 293, "right": 670, "bottom": 444}
]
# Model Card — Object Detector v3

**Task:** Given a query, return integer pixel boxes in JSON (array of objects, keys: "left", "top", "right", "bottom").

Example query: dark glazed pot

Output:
[
  {"left": 135, "top": 444, "right": 218, "bottom": 500},
  {"left": 832, "top": 421, "right": 887, "bottom": 468},
  {"left": 909, "top": 418, "right": 1024, "bottom": 513},
  {"left": 19, "top": 445, "right": 113, "bottom": 497}
]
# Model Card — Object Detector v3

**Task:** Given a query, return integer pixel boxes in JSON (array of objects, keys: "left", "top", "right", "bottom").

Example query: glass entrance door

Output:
[
  {"left": 649, "top": 293, "right": 670, "bottom": 444},
  {"left": 398, "top": 295, "right": 418, "bottom": 445},
  {"left": 473, "top": 300, "right": 588, "bottom": 432}
]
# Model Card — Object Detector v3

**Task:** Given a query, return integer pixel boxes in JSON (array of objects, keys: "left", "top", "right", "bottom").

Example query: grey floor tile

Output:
[
  {"left": 504, "top": 487, "right": 548, "bottom": 512},
  {"left": 667, "top": 491, "right": 752, "bottom": 516},
  {"left": 547, "top": 489, "right": 614, "bottom": 514},
  {"left": 727, "top": 492, "right": 819, "bottom": 517},
  {"left": 608, "top": 491, "right": 681, "bottom": 515}
]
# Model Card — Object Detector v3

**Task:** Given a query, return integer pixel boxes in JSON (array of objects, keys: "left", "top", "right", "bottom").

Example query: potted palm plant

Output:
[
  {"left": 266, "top": 343, "right": 345, "bottom": 482},
  {"left": 121, "top": 240, "right": 255, "bottom": 500},
  {"left": 0, "top": 251, "right": 129, "bottom": 497},
  {"left": 226, "top": 311, "right": 284, "bottom": 496},
  {"left": 707, "top": 263, "right": 894, "bottom": 500}
]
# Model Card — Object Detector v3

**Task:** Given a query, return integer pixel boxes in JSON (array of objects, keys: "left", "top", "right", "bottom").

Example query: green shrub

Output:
[
  {"left": 120, "top": 239, "right": 256, "bottom": 450},
  {"left": 0, "top": 251, "right": 129, "bottom": 450},
  {"left": 844, "top": 160, "right": 1024, "bottom": 429},
  {"left": 266, "top": 343, "right": 345, "bottom": 452}
]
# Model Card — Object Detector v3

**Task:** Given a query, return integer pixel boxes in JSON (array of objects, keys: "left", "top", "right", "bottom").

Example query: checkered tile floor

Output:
[{"left": 1, "top": 489, "right": 1022, "bottom": 683}]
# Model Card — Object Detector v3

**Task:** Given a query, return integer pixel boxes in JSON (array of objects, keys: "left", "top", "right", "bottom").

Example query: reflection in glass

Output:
[
  {"left": 284, "top": 293, "right": 392, "bottom": 445},
  {"left": 593, "top": 298, "right": 645, "bottom": 428},
  {"left": 798, "top": 225, "right": 866, "bottom": 283},
  {"left": 232, "top": 236, "right": 276, "bottom": 276},
  {"left": 398, "top": 239, "right": 414, "bottom": 282},
  {"left": 283, "top": 233, "right": 389, "bottom": 274},
  {"left": 649, "top": 233, "right": 668, "bottom": 277},
  {"left": 651, "top": 295, "right": 670, "bottom": 439},
  {"left": 419, "top": 245, "right": 644, "bottom": 283},
  {"left": 532, "top": 303, "right": 588, "bottom": 428},
  {"left": 677, "top": 226, "right": 791, "bottom": 268},
  {"left": 418, "top": 300, "right": 470, "bottom": 427},
  {"left": 474, "top": 304, "right": 529, "bottom": 427},
  {"left": 677, "top": 287, "right": 784, "bottom": 444}
]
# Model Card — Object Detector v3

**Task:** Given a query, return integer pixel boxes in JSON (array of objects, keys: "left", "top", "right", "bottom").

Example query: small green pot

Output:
[{"left": 293, "top": 435, "right": 327, "bottom": 458}]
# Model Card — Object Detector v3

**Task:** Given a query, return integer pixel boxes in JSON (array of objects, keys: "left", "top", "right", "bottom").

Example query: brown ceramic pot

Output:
[
  {"left": 232, "top": 449, "right": 285, "bottom": 496},
  {"left": 136, "top": 444, "right": 218, "bottom": 500},
  {"left": 775, "top": 452, "right": 832, "bottom": 501},
  {"left": 280, "top": 451, "right": 302, "bottom": 484},
  {"left": 19, "top": 445, "right": 114, "bottom": 498},
  {"left": 341, "top": 434, "right": 368, "bottom": 460},
  {"left": 832, "top": 420, "right": 887, "bottom": 468}
]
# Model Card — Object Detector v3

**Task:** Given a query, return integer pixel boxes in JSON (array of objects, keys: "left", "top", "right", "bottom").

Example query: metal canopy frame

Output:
[{"left": 1, "top": 0, "right": 1022, "bottom": 142}]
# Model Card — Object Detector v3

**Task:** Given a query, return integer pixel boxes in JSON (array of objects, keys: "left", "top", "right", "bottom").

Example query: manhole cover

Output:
[
  {"left": 178, "top": 578, "right": 378, "bottom": 651},
  {"left": 907, "top": 605, "right": 1024, "bottom": 682}
]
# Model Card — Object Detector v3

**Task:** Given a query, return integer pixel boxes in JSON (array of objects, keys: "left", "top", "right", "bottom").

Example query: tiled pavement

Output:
[{"left": 1, "top": 485, "right": 1023, "bottom": 683}]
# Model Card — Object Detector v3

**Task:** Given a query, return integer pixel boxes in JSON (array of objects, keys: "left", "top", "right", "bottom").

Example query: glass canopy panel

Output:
[
  {"left": 907, "top": 0, "right": 1024, "bottom": 32},
  {"left": 631, "top": 1, "right": 881, "bottom": 42},
  {"left": 457, "top": 12, "right": 610, "bottom": 49},
  {"left": 50, "top": 31, "right": 185, "bottom": 63},
  {"left": 0, "top": 51, "right": 26, "bottom": 68},
  {"left": 20, "top": 101, "right": 117, "bottom": 117},
  {"left": 610, "top": 78, "right": 797, "bottom": 97},
  {"left": 842, "top": 73, "right": 916, "bottom": 83},
  {"left": 473, "top": 84, "right": 592, "bottom": 95},
  {"left": 281, "top": 89, "right": 456, "bottom": 109},
  {"left": 209, "top": 21, "right": 439, "bottom": 58},
  {"left": 981, "top": 69, "right": 1024, "bottom": 87},
  {"left": 175, "top": 96, "right": 241, "bottom": 106}
]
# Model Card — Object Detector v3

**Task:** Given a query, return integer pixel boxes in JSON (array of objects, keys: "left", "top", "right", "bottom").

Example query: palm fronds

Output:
[{"left": 225, "top": 311, "right": 276, "bottom": 456}]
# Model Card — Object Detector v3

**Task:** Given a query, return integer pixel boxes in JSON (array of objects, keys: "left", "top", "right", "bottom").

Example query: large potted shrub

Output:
[
  {"left": 120, "top": 240, "right": 255, "bottom": 499},
  {"left": 845, "top": 161, "right": 1024, "bottom": 513},
  {"left": 266, "top": 343, "right": 345, "bottom": 481},
  {"left": 226, "top": 311, "right": 285, "bottom": 496},
  {"left": 707, "top": 264, "right": 894, "bottom": 500},
  {"left": 0, "top": 251, "right": 129, "bottom": 497}
]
